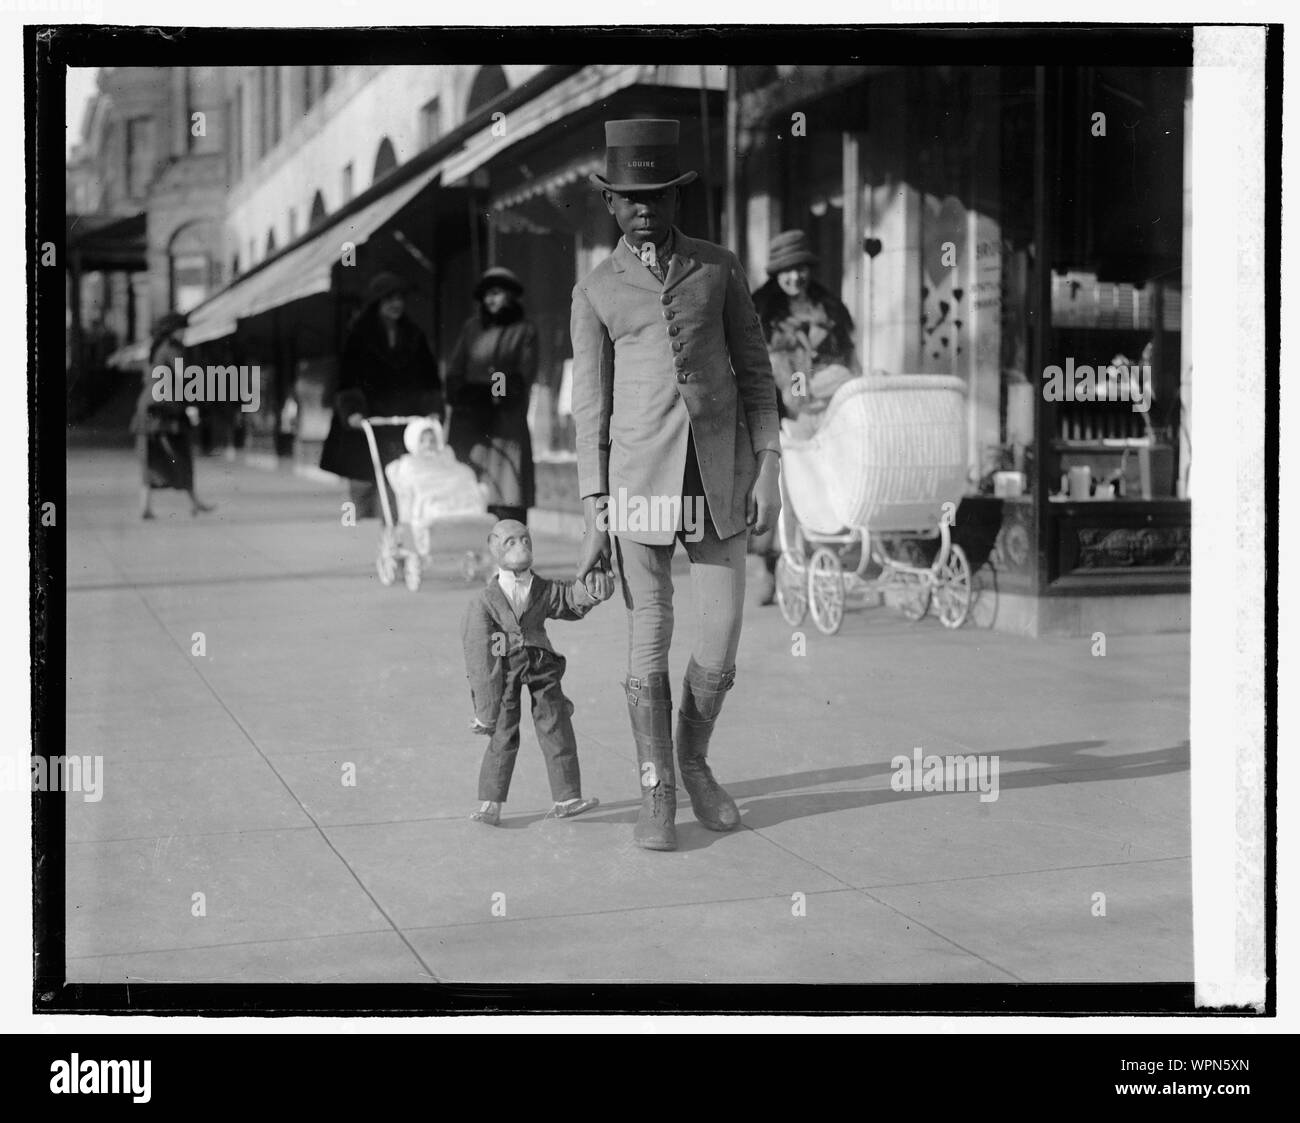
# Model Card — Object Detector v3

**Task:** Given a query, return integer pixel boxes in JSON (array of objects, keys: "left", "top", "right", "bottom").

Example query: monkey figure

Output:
[{"left": 461, "top": 519, "right": 614, "bottom": 826}]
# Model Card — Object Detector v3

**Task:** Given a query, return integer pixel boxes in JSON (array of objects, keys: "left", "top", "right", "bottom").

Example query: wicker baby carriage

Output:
[{"left": 776, "top": 375, "right": 974, "bottom": 635}]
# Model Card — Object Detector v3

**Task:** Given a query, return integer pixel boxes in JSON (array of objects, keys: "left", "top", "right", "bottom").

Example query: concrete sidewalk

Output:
[{"left": 63, "top": 448, "right": 1191, "bottom": 985}]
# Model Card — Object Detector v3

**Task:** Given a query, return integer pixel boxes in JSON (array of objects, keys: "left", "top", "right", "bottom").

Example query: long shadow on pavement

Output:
[{"left": 570, "top": 739, "right": 1189, "bottom": 847}]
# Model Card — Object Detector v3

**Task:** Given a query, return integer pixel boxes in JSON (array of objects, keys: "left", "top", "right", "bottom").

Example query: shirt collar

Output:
[
  {"left": 497, "top": 568, "right": 533, "bottom": 592},
  {"left": 622, "top": 227, "right": 675, "bottom": 266}
]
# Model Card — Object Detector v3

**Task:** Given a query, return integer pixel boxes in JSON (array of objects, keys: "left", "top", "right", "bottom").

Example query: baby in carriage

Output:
[{"left": 384, "top": 418, "right": 487, "bottom": 563}]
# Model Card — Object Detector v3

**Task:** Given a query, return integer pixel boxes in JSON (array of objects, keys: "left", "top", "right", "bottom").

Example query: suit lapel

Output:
[
  {"left": 484, "top": 578, "right": 515, "bottom": 625},
  {"left": 518, "top": 574, "right": 544, "bottom": 619},
  {"left": 662, "top": 230, "right": 701, "bottom": 293}
]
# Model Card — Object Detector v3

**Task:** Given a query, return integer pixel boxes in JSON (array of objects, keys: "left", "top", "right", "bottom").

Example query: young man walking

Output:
[{"left": 571, "top": 118, "right": 782, "bottom": 851}]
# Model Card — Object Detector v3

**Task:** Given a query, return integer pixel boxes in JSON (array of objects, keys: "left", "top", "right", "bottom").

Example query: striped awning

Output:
[
  {"left": 491, "top": 155, "right": 603, "bottom": 212},
  {"left": 183, "top": 160, "right": 446, "bottom": 346},
  {"left": 440, "top": 64, "right": 725, "bottom": 185}
]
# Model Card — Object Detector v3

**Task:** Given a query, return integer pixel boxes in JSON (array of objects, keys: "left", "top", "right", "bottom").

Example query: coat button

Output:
[
  {"left": 676, "top": 372, "right": 689, "bottom": 383},
  {"left": 671, "top": 341, "right": 683, "bottom": 353},
  {"left": 668, "top": 325, "right": 680, "bottom": 336},
  {"left": 663, "top": 309, "right": 675, "bottom": 320},
  {"left": 661, "top": 294, "right": 672, "bottom": 305}
]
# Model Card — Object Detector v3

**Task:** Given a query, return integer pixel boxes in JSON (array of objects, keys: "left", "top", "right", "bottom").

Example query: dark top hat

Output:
[{"left": 589, "top": 118, "right": 698, "bottom": 194}]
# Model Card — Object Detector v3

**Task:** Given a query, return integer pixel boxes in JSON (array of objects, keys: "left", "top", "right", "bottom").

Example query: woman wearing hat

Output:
[
  {"left": 749, "top": 230, "right": 859, "bottom": 604},
  {"left": 131, "top": 311, "right": 213, "bottom": 519},
  {"left": 751, "top": 230, "right": 859, "bottom": 418},
  {"left": 320, "top": 270, "right": 445, "bottom": 518},
  {"left": 444, "top": 266, "right": 537, "bottom": 524}
]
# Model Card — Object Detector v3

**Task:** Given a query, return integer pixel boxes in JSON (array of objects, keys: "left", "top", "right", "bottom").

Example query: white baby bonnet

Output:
[{"left": 403, "top": 417, "right": 445, "bottom": 454}]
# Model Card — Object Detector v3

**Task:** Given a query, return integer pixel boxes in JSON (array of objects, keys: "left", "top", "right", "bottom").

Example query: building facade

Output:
[
  {"left": 66, "top": 64, "right": 230, "bottom": 420},
  {"left": 220, "top": 65, "right": 546, "bottom": 277}
]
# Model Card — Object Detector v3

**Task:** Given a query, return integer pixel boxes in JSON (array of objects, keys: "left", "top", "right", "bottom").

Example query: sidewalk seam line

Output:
[{"left": 90, "top": 531, "right": 444, "bottom": 985}]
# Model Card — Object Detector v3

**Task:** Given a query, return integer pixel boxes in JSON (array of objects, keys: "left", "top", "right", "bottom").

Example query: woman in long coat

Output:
[
  {"left": 131, "top": 311, "right": 213, "bottom": 519},
  {"left": 319, "top": 271, "right": 445, "bottom": 518},
  {"left": 445, "top": 267, "right": 537, "bottom": 524}
]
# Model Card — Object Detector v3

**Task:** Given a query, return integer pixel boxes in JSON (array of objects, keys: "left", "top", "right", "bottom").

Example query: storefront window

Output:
[
  {"left": 171, "top": 253, "right": 211, "bottom": 314},
  {"left": 1045, "top": 67, "right": 1187, "bottom": 502},
  {"left": 778, "top": 118, "right": 844, "bottom": 299},
  {"left": 169, "top": 221, "right": 220, "bottom": 314}
]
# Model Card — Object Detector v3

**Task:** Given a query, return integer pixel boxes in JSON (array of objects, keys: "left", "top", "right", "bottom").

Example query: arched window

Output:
[
  {"left": 266, "top": 229, "right": 277, "bottom": 255},
  {"left": 308, "top": 190, "right": 327, "bottom": 229},
  {"left": 466, "top": 65, "right": 509, "bottom": 115},
  {"left": 372, "top": 137, "right": 398, "bottom": 183},
  {"left": 168, "top": 220, "right": 219, "bottom": 313}
]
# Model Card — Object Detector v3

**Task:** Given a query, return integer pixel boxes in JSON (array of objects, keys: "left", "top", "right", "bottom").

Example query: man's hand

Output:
[
  {"left": 584, "top": 568, "right": 615, "bottom": 602},
  {"left": 347, "top": 413, "right": 365, "bottom": 430},
  {"left": 747, "top": 451, "right": 782, "bottom": 537},
  {"left": 577, "top": 495, "right": 612, "bottom": 585}
]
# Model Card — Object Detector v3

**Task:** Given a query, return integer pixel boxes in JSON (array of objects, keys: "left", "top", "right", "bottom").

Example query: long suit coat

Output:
[
  {"left": 569, "top": 228, "right": 781, "bottom": 546},
  {"left": 461, "top": 574, "right": 596, "bottom": 729}
]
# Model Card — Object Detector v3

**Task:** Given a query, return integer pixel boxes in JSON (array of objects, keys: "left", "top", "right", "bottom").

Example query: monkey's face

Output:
[{"left": 489, "top": 520, "right": 533, "bottom": 573}]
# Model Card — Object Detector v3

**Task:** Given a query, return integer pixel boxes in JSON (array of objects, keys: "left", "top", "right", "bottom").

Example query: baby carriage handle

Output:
[{"left": 362, "top": 415, "right": 431, "bottom": 427}]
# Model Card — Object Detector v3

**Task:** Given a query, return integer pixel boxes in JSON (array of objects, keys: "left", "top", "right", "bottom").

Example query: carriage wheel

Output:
[
  {"left": 807, "top": 547, "right": 846, "bottom": 636},
  {"left": 935, "top": 543, "right": 973, "bottom": 629},
  {"left": 775, "top": 555, "right": 807, "bottom": 626}
]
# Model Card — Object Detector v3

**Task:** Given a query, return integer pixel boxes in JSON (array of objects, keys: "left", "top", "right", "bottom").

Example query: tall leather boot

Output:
[
  {"left": 676, "top": 658, "right": 741, "bottom": 832},
  {"left": 624, "top": 673, "right": 677, "bottom": 852}
]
